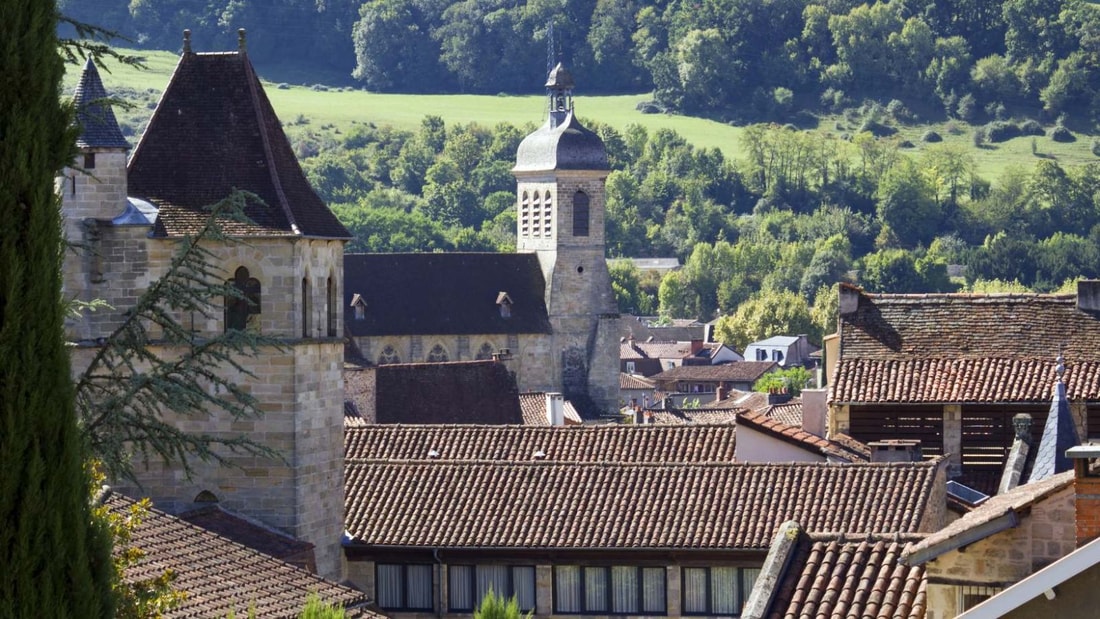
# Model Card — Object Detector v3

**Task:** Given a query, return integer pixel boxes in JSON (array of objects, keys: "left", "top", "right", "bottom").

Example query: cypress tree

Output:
[{"left": 0, "top": 1, "right": 114, "bottom": 616}]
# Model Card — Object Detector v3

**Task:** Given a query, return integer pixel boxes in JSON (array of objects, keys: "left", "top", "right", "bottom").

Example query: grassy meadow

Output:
[{"left": 70, "top": 48, "right": 1100, "bottom": 182}]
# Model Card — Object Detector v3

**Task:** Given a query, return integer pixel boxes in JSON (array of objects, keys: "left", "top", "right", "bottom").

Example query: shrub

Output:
[
  {"left": 859, "top": 119, "right": 896, "bottom": 137},
  {"left": 984, "top": 121, "right": 1021, "bottom": 142},
  {"left": 921, "top": 130, "right": 942, "bottom": 143},
  {"left": 972, "top": 128, "right": 986, "bottom": 147},
  {"left": 1092, "top": 140, "right": 1100, "bottom": 156},
  {"left": 898, "top": 139, "right": 915, "bottom": 148},
  {"left": 886, "top": 99, "right": 910, "bottom": 122},
  {"left": 1052, "top": 125, "right": 1075, "bottom": 142},
  {"left": 945, "top": 121, "right": 964, "bottom": 135},
  {"left": 1019, "top": 120, "right": 1044, "bottom": 136},
  {"left": 956, "top": 93, "right": 976, "bottom": 121},
  {"left": 310, "top": 84, "right": 329, "bottom": 92}
]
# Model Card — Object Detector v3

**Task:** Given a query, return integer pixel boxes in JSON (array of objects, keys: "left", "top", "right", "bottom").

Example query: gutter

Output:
[{"left": 901, "top": 510, "right": 1019, "bottom": 566}]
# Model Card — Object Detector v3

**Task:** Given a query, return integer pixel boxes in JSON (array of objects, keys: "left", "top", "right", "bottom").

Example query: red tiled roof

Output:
[
  {"left": 653, "top": 362, "right": 778, "bottom": 383},
  {"left": 834, "top": 290, "right": 1100, "bottom": 403},
  {"left": 344, "top": 460, "right": 939, "bottom": 550},
  {"left": 736, "top": 411, "right": 868, "bottom": 462},
  {"left": 620, "top": 341, "right": 646, "bottom": 360},
  {"left": 644, "top": 408, "right": 743, "bottom": 425},
  {"left": 712, "top": 390, "right": 771, "bottom": 411},
  {"left": 765, "top": 532, "right": 927, "bottom": 619},
  {"left": 345, "top": 424, "right": 738, "bottom": 462},
  {"left": 634, "top": 341, "right": 693, "bottom": 359},
  {"left": 105, "top": 492, "right": 371, "bottom": 618},
  {"left": 765, "top": 400, "right": 803, "bottom": 426},
  {"left": 517, "top": 393, "right": 584, "bottom": 426},
  {"left": 620, "top": 373, "right": 655, "bottom": 390},
  {"left": 180, "top": 505, "right": 316, "bottom": 571},
  {"left": 128, "top": 51, "right": 349, "bottom": 239}
]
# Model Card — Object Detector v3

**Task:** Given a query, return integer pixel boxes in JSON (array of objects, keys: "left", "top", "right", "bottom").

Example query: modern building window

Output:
[
  {"left": 682, "top": 566, "right": 760, "bottom": 616},
  {"left": 327, "top": 276, "right": 337, "bottom": 336},
  {"left": 554, "top": 566, "right": 665, "bottom": 615},
  {"left": 772, "top": 350, "right": 784, "bottom": 363},
  {"left": 573, "top": 191, "right": 590, "bottom": 237},
  {"left": 376, "top": 563, "right": 433, "bottom": 611},
  {"left": 449, "top": 565, "right": 535, "bottom": 612},
  {"left": 225, "top": 266, "right": 260, "bottom": 332},
  {"left": 756, "top": 349, "right": 767, "bottom": 361},
  {"left": 959, "top": 585, "right": 1003, "bottom": 611}
]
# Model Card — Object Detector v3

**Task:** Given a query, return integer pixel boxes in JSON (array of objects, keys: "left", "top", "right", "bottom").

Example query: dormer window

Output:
[
  {"left": 497, "top": 292, "right": 513, "bottom": 318},
  {"left": 350, "top": 293, "right": 366, "bottom": 321}
]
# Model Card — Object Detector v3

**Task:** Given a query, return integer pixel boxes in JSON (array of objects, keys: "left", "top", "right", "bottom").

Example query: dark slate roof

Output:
[
  {"left": 1030, "top": 379, "right": 1080, "bottom": 482},
  {"left": 652, "top": 362, "right": 778, "bottom": 384},
  {"left": 764, "top": 532, "right": 927, "bottom": 619},
  {"left": 344, "top": 361, "right": 524, "bottom": 424},
  {"left": 128, "top": 50, "right": 349, "bottom": 239},
  {"left": 344, "top": 423, "right": 738, "bottom": 462},
  {"left": 344, "top": 460, "right": 939, "bottom": 550},
  {"left": 514, "top": 111, "right": 609, "bottom": 172},
  {"left": 343, "top": 253, "right": 551, "bottom": 336},
  {"left": 833, "top": 288, "right": 1100, "bottom": 403},
  {"left": 73, "top": 57, "right": 129, "bottom": 149},
  {"left": 104, "top": 491, "right": 372, "bottom": 618}
]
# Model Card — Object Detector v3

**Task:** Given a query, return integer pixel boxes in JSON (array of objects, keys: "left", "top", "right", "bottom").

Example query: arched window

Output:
[
  {"left": 573, "top": 191, "right": 590, "bottom": 237},
  {"left": 302, "top": 277, "right": 311, "bottom": 338},
  {"left": 193, "top": 490, "right": 219, "bottom": 504},
  {"left": 476, "top": 343, "right": 495, "bottom": 360},
  {"left": 379, "top": 345, "right": 400, "bottom": 365},
  {"left": 427, "top": 344, "right": 449, "bottom": 362},
  {"left": 327, "top": 276, "right": 337, "bottom": 337},
  {"left": 225, "top": 266, "right": 261, "bottom": 332}
]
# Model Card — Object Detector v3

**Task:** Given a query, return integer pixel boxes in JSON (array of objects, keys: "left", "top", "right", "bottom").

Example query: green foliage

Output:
[
  {"left": 298, "top": 592, "right": 347, "bottom": 619},
  {"left": 753, "top": 367, "right": 814, "bottom": 396},
  {"left": 1, "top": 1, "right": 115, "bottom": 614},
  {"left": 712, "top": 289, "right": 816, "bottom": 352},
  {"left": 474, "top": 589, "right": 530, "bottom": 619}
]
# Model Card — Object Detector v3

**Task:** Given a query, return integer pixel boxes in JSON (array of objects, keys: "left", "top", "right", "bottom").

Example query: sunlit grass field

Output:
[{"left": 69, "top": 48, "right": 1100, "bottom": 181}]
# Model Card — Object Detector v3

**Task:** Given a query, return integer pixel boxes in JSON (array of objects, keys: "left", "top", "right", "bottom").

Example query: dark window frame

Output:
[
  {"left": 553, "top": 565, "right": 667, "bottom": 616},
  {"left": 572, "top": 191, "right": 590, "bottom": 237},
  {"left": 375, "top": 563, "right": 435, "bottom": 612},
  {"left": 447, "top": 564, "right": 536, "bottom": 613},
  {"left": 680, "top": 566, "right": 757, "bottom": 617}
]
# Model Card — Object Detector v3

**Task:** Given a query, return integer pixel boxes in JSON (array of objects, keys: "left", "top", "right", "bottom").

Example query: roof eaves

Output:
[{"left": 901, "top": 510, "right": 1018, "bottom": 566}]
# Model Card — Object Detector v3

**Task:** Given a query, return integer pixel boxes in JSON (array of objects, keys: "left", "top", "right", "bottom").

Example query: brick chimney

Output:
[
  {"left": 868, "top": 439, "right": 922, "bottom": 463},
  {"left": 1078, "top": 280, "right": 1100, "bottom": 312},
  {"left": 1068, "top": 445, "right": 1100, "bottom": 547}
]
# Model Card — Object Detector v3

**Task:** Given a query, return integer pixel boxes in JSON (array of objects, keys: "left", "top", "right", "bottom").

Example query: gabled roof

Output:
[
  {"left": 753, "top": 527, "right": 927, "bottom": 619},
  {"left": 901, "top": 470, "right": 1074, "bottom": 565},
  {"left": 343, "top": 253, "right": 551, "bottom": 336},
  {"left": 653, "top": 362, "right": 777, "bottom": 383},
  {"left": 644, "top": 407, "right": 742, "bottom": 425},
  {"left": 834, "top": 288, "right": 1100, "bottom": 403},
  {"left": 344, "top": 360, "right": 523, "bottom": 425},
  {"left": 128, "top": 48, "right": 349, "bottom": 239},
  {"left": 344, "top": 460, "right": 940, "bottom": 550},
  {"left": 620, "top": 373, "right": 655, "bottom": 390},
  {"left": 73, "top": 57, "right": 129, "bottom": 149},
  {"left": 344, "top": 423, "right": 738, "bottom": 462},
  {"left": 764, "top": 400, "right": 803, "bottom": 427},
  {"left": 746, "top": 335, "right": 802, "bottom": 348},
  {"left": 633, "top": 340, "right": 694, "bottom": 359},
  {"left": 104, "top": 491, "right": 370, "bottom": 618},
  {"left": 517, "top": 392, "right": 584, "bottom": 425},
  {"left": 736, "top": 410, "right": 868, "bottom": 462}
]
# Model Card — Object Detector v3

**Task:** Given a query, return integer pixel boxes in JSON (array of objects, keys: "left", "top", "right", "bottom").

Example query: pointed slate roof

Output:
[
  {"left": 1030, "top": 362, "right": 1080, "bottom": 482},
  {"left": 127, "top": 47, "right": 350, "bottom": 239},
  {"left": 73, "top": 57, "right": 129, "bottom": 150}
]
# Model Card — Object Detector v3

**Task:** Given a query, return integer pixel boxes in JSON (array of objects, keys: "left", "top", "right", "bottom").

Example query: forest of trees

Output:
[{"left": 60, "top": 0, "right": 1100, "bottom": 122}]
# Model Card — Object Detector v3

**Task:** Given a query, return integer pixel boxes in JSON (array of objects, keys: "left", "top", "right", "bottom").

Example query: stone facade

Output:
[{"left": 922, "top": 484, "right": 1076, "bottom": 618}]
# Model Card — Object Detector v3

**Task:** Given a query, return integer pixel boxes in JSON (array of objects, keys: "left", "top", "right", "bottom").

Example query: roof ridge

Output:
[
  {"left": 242, "top": 55, "right": 299, "bottom": 235},
  {"left": 346, "top": 458, "right": 936, "bottom": 469}
]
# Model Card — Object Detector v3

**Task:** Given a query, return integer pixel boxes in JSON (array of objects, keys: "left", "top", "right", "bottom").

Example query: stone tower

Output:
[
  {"left": 61, "top": 34, "right": 349, "bottom": 579},
  {"left": 513, "top": 62, "right": 620, "bottom": 411}
]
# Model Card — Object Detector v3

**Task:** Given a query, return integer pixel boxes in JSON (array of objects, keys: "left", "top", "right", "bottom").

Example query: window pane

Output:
[
  {"left": 407, "top": 564, "right": 433, "bottom": 610},
  {"left": 711, "top": 567, "right": 737, "bottom": 614},
  {"left": 642, "top": 568, "right": 666, "bottom": 613},
  {"left": 555, "top": 566, "right": 581, "bottom": 613},
  {"left": 683, "top": 568, "right": 707, "bottom": 614},
  {"left": 584, "top": 567, "right": 608, "bottom": 613},
  {"left": 477, "top": 565, "right": 510, "bottom": 602},
  {"left": 741, "top": 568, "right": 761, "bottom": 613},
  {"left": 611, "top": 567, "right": 639, "bottom": 614},
  {"left": 377, "top": 564, "right": 403, "bottom": 609},
  {"left": 513, "top": 567, "right": 536, "bottom": 612},
  {"left": 449, "top": 565, "right": 474, "bottom": 611}
]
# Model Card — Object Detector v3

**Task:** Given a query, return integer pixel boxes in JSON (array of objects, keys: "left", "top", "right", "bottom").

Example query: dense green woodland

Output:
[{"left": 60, "top": 0, "right": 1100, "bottom": 122}]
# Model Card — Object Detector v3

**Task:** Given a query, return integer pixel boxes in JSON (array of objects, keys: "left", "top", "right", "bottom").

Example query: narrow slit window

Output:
[{"left": 573, "top": 191, "right": 590, "bottom": 237}]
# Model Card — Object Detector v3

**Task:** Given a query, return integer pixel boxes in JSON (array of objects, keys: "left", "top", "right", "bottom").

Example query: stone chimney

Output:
[
  {"left": 545, "top": 392, "right": 564, "bottom": 426},
  {"left": 1068, "top": 445, "right": 1100, "bottom": 547},
  {"left": 839, "top": 283, "right": 861, "bottom": 316},
  {"left": 801, "top": 388, "right": 827, "bottom": 438},
  {"left": 1078, "top": 280, "right": 1100, "bottom": 312},
  {"left": 767, "top": 389, "right": 792, "bottom": 406},
  {"left": 868, "top": 439, "right": 923, "bottom": 463}
]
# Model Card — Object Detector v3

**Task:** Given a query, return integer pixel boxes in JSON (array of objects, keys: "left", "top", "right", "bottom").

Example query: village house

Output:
[
  {"left": 743, "top": 334, "right": 819, "bottom": 368},
  {"left": 651, "top": 361, "right": 778, "bottom": 399},
  {"left": 825, "top": 282, "right": 1100, "bottom": 493}
]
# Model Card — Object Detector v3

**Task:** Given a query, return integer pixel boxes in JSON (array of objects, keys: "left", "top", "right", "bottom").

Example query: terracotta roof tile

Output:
[
  {"left": 767, "top": 533, "right": 926, "bottom": 619},
  {"left": 644, "top": 408, "right": 743, "bottom": 425},
  {"left": 737, "top": 411, "right": 868, "bottom": 462},
  {"left": 128, "top": 51, "right": 348, "bottom": 239},
  {"left": 517, "top": 393, "right": 585, "bottom": 425},
  {"left": 180, "top": 506, "right": 317, "bottom": 571},
  {"left": 345, "top": 423, "right": 738, "bottom": 462},
  {"left": 105, "top": 492, "right": 371, "bottom": 618},
  {"left": 344, "top": 460, "right": 938, "bottom": 550},
  {"left": 653, "top": 362, "right": 777, "bottom": 383},
  {"left": 765, "top": 400, "right": 803, "bottom": 426},
  {"left": 620, "top": 373, "right": 656, "bottom": 390},
  {"left": 634, "top": 341, "right": 693, "bottom": 359},
  {"left": 834, "top": 291, "right": 1100, "bottom": 403}
]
